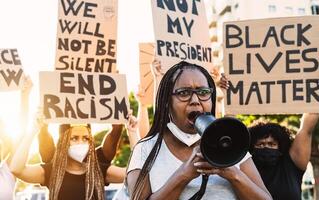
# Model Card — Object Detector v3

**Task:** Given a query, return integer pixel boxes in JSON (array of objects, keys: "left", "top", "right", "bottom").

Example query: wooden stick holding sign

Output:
[
  {"left": 151, "top": 0, "right": 213, "bottom": 72},
  {"left": 39, "top": 71, "right": 129, "bottom": 124},
  {"left": 0, "top": 49, "right": 25, "bottom": 91},
  {"left": 55, "top": 0, "right": 118, "bottom": 73},
  {"left": 223, "top": 16, "right": 319, "bottom": 115}
]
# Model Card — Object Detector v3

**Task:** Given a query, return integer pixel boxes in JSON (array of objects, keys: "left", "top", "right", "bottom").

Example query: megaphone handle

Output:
[{"left": 188, "top": 174, "right": 209, "bottom": 200}]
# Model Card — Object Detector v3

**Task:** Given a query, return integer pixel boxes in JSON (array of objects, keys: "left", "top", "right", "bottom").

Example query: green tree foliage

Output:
[
  {"left": 94, "top": 130, "right": 108, "bottom": 147},
  {"left": 237, "top": 114, "right": 301, "bottom": 134},
  {"left": 111, "top": 92, "right": 154, "bottom": 167}
]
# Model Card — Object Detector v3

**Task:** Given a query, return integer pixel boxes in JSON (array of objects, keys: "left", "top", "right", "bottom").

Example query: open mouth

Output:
[{"left": 187, "top": 111, "right": 202, "bottom": 125}]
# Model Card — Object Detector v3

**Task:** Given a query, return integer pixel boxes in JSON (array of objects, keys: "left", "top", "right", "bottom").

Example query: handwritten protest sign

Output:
[
  {"left": 223, "top": 16, "right": 319, "bottom": 114},
  {"left": 0, "top": 49, "right": 25, "bottom": 91},
  {"left": 39, "top": 71, "right": 129, "bottom": 123},
  {"left": 151, "top": 0, "right": 213, "bottom": 71},
  {"left": 55, "top": 0, "right": 118, "bottom": 73},
  {"left": 139, "top": 43, "right": 155, "bottom": 105}
]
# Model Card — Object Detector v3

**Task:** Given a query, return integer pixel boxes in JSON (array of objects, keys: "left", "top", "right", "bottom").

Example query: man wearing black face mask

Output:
[{"left": 248, "top": 113, "right": 319, "bottom": 200}]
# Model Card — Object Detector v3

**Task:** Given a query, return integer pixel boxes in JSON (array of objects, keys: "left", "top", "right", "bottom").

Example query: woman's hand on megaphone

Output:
[
  {"left": 194, "top": 152, "right": 241, "bottom": 180},
  {"left": 178, "top": 146, "right": 203, "bottom": 180}
]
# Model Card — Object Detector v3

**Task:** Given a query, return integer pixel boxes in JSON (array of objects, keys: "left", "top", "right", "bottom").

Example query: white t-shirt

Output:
[
  {"left": 128, "top": 135, "right": 251, "bottom": 200},
  {"left": 0, "top": 161, "right": 16, "bottom": 200}
]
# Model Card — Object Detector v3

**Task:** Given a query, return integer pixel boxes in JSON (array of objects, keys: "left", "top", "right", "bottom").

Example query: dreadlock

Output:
[
  {"left": 48, "top": 125, "right": 105, "bottom": 200},
  {"left": 130, "top": 61, "right": 216, "bottom": 200}
]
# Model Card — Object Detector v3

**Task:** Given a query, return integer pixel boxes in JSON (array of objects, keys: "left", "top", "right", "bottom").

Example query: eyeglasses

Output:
[{"left": 172, "top": 87, "right": 214, "bottom": 102}]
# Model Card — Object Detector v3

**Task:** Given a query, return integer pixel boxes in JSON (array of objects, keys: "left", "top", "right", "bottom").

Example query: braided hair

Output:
[
  {"left": 48, "top": 124, "right": 105, "bottom": 200},
  {"left": 130, "top": 61, "right": 216, "bottom": 200}
]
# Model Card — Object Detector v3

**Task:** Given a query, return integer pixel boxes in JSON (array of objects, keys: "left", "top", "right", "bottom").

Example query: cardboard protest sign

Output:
[
  {"left": 55, "top": 0, "right": 118, "bottom": 73},
  {"left": 139, "top": 43, "right": 155, "bottom": 105},
  {"left": 39, "top": 71, "right": 129, "bottom": 123},
  {"left": 0, "top": 49, "right": 25, "bottom": 91},
  {"left": 151, "top": 0, "right": 213, "bottom": 71},
  {"left": 223, "top": 16, "right": 319, "bottom": 115}
]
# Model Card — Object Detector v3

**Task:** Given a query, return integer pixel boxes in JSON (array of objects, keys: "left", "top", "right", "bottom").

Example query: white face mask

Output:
[
  {"left": 68, "top": 143, "right": 89, "bottom": 163},
  {"left": 167, "top": 121, "right": 201, "bottom": 147}
]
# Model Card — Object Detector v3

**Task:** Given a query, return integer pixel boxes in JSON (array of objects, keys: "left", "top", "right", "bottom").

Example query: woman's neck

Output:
[
  {"left": 66, "top": 158, "right": 86, "bottom": 175},
  {"left": 163, "top": 130, "right": 195, "bottom": 162}
]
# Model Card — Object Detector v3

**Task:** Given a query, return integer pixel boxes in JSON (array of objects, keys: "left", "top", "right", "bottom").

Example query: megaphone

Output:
[{"left": 194, "top": 113, "right": 250, "bottom": 168}]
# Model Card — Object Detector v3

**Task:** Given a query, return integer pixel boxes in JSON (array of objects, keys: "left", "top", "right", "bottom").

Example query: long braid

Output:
[
  {"left": 49, "top": 128, "right": 71, "bottom": 200},
  {"left": 131, "top": 61, "right": 216, "bottom": 200},
  {"left": 84, "top": 130, "right": 105, "bottom": 200}
]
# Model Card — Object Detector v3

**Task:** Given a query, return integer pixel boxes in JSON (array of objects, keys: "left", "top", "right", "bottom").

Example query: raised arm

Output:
[
  {"left": 136, "top": 85, "right": 150, "bottom": 138},
  {"left": 38, "top": 124, "right": 56, "bottom": 163},
  {"left": 150, "top": 58, "right": 165, "bottom": 105},
  {"left": 126, "top": 113, "right": 140, "bottom": 149},
  {"left": 290, "top": 113, "right": 319, "bottom": 170},
  {"left": 101, "top": 124, "right": 123, "bottom": 163},
  {"left": 20, "top": 75, "right": 32, "bottom": 135},
  {"left": 9, "top": 114, "right": 45, "bottom": 184}
]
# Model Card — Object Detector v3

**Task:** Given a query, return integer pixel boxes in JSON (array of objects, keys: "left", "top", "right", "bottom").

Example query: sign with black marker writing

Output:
[
  {"left": 151, "top": 0, "right": 213, "bottom": 71},
  {"left": 0, "top": 49, "right": 25, "bottom": 91},
  {"left": 55, "top": 0, "right": 118, "bottom": 73},
  {"left": 39, "top": 71, "right": 129, "bottom": 123},
  {"left": 223, "top": 16, "right": 319, "bottom": 114},
  {"left": 139, "top": 43, "right": 155, "bottom": 106}
]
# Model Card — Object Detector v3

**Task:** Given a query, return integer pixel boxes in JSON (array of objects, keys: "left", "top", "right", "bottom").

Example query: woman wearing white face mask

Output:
[{"left": 10, "top": 123, "right": 106, "bottom": 200}]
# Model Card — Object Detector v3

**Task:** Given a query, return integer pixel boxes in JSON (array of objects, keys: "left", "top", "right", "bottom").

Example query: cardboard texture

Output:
[
  {"left": 55, "top": 0, "right": 118, "bottom": 73},
  {"left": 139, "top": 43, "right": 155, "bottom": 106},
  {"left": 39, "top": 71, "right": 129, "bottom": 123},
  {"left": 151, "top": 0, "right": 213, "bottom": 72},
  {"left": 0, "top": 49, "right": 25, "bottom": 91},
  {"left": 223, "top": 16, "right": 319, "bottom": 114}
]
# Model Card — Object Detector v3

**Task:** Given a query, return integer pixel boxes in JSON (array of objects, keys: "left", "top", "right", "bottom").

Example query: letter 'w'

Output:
[{"left": 0, "top": 69, "right": 23, "bottom": 86}]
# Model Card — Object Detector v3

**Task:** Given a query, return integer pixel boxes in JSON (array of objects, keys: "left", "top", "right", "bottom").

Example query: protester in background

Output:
[
  {"left": 135, "top": 85, "right": 151, "bottom": 140},
  {"left": 37, "top": 111, "right": 140, "bottom": 184},
  {"left": 126, "top": 61, "right": 272, "bottom": 200},
  {"left": 10, "top": 117, "right": 106, "bottom": 200},
  {"left": 249, "top": 114, "right": 319, "bottom": 200},
  {"left": 0, "top": 75, "right": 32, "bottom": 200}
]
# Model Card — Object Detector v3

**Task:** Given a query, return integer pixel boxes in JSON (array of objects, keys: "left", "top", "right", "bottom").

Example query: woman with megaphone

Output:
[{"left": 126, "top": 61, "right": 272, "bottom": 200}]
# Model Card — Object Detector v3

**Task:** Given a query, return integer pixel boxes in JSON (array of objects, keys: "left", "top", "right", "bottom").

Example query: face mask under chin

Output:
[
  {"left": 167, "top": 121, "right": 201, "bottom": 147},
  {"left": 252, "top": 147, "right": 282, "bottom": 167}
]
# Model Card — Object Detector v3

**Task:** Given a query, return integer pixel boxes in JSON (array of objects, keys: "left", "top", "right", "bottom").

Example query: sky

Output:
[{"left": 0, "top": 0, "right": 155, "bottom": 139}]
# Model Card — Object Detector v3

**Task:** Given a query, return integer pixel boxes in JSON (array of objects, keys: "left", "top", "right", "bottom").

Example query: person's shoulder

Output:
[
  {"left": 132, "top": 134, "right": 160, "bottom": 154},
  {"left": 236, "top": 152, "right": 252, "bottom": 168},
  {"left": 137, "top": 134, "right": 159, "bottom": 146},
  {"left": 283, "top": 153, "right": 305, "bottom": 172}
]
